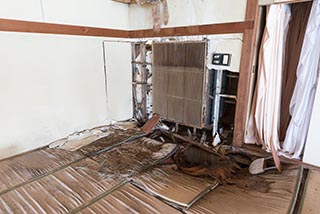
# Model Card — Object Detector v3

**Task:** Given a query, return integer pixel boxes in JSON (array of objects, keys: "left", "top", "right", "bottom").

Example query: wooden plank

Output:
[
  {"left": 129, "top": 21, "right": 254, "bottom": 38},
  {"left": 233, "top": 0, "right": 260, "bottom": 147},
  {"left": 0, "top": 18, "right": 129, "bottom": 38},
  {"left": 141, "top": 114, "right": 161, "bottom": 134}
]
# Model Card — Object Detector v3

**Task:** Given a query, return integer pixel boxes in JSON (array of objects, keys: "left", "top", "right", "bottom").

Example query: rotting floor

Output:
[{"left": 0, "top": 125, "right": 307, "bottom": 214}]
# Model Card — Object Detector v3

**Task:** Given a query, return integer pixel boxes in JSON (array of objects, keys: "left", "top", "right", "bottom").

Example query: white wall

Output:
[
  {"left": 0, "top": 0, "right": 43, "bottom": 22},
  {"left": 0, "top": 0, "right": 132, "bottom": 160},
  {"left": 0, "top": 32, "right": 132, "bottom": 160},
  {"left": 129, "top": 0, "right": 248, "bottom": 30},
  {"left": 43, "top": 0, "right": 129, "bottom": 29},
  {"left": 0, "top": 0, "right": 248, "bottom": 30},
  {"left": 104, "top": 42, "right": 133, "bottom": 120},
  {"left": 303, "top": 85, "right": 320, "bottom": 167},
  {"left": 207, "top": 34, "right": 243, "bottom": 72},
  {"left": 0, "top": 0, "right": 129, "bottom": 29}
]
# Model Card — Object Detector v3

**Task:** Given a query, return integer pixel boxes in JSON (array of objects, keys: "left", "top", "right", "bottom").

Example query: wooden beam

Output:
[
  {"left": 0, "top": 18, "right": 254, "bottom": 39},
  {"left": 0, "top": 18, "right": 129, "bottom": 38},
  {"left": 129, "top": 21, "right": 254, "bottom": 38},
  {"left": 233, "top": 0, "right": 260, "bottom": 147}
]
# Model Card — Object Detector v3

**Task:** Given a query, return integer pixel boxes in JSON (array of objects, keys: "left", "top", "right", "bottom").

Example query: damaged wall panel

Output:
[{"left": 153, "top": 41, "right": 208, "bottom": 128}]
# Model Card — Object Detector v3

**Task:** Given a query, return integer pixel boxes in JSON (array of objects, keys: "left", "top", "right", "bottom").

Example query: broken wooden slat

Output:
[
  {"left": 270, "top": 142, "right": 282, "bottom": 172},
  {"left": 141, "top": 114, "right": 161, "bottom": 133}
]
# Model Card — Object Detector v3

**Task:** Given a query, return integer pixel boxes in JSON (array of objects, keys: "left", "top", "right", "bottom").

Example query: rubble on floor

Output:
[
  {"left": 185, "top": 170, "right": 299, "bottom": 214},
  {"left": 49, "top": 121, "right": 139, "bottom": 151},
  {"left": 0, "top": 121, "right": 310, "bottom": 213},
  {"left": 90, "top": 137, "right": 177, "bottom": 181}
]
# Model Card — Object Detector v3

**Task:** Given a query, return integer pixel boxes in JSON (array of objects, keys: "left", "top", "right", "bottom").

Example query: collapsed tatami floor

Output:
[{"left": 0, "top": 126, "right": 302, "bottom": 214}]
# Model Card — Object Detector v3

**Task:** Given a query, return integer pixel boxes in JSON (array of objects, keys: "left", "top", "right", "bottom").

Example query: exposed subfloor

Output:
[{"left": 0, "top": 128, "right": 304, "bottom": 214}]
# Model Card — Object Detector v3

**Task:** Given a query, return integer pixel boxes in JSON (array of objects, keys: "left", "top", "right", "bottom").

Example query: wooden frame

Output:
[{"left": 233, "top": 0, "right": 260, "bottom": 147}]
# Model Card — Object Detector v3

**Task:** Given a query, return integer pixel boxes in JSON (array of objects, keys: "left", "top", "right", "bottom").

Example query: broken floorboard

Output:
[
  {"left": 185, "top": 169, "right": 299, "bottom": 214},
  {"left": 0, "top": 148, "right": 84, "bottom": 194},
  {"left": 0, "top": 134, "right": 177, "bottom": 213},
  {"left": 0, "top": 158, "right": 125, "bottom": 213},
  {"left": 78, "top": 183, "right": 180, "bottom": 214},
  {"left": 132, "top": 164, "right": 219, "bottom": 209},
  {"left": 0, "top": 126, "right": 142, "bottom": 197},
  {"left": 0, "top": 126, "right": 306, "bottom": 214}
]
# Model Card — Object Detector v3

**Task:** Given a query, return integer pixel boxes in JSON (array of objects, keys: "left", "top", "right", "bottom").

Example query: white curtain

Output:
[
  {"left": 283, "top": 0, "right": 320, "bottom": 159},
  {"left": 245, "top": 5, "right": 291, "bottom": 153}
]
